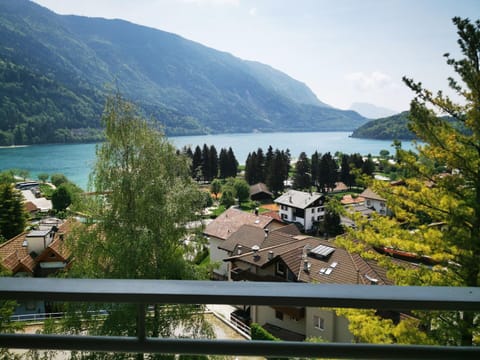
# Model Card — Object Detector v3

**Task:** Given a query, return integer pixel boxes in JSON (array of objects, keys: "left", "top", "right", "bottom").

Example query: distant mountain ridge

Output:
[
  {"left": 0, "top": 0, "right": 367, "bottom": 145},
  {"left": 349, "top": 102, "right": 398, "bottom": 119}
]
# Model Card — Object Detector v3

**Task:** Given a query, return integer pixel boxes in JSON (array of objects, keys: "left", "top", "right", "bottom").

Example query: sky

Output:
[{"left": 32, "top": 0, "right": 479, "bottom": 113}]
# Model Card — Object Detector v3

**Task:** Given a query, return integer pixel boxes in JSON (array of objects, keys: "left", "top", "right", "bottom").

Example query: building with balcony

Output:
[
  {"left": 275, "top": 190, "right": 326, "bottom": 232},
  {"left": 223, "top": 226, "right": 394, "bottom": 342},
  {"left": 203, "top": 207, "right": 284, "bottom": 279}
]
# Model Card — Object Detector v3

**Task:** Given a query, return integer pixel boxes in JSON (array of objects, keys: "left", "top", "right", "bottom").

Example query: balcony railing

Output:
[{"left": 1, "top": 277, "right": 479, "bottom": 359}]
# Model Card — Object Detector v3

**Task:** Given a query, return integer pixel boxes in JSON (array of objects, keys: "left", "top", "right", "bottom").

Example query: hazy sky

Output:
[{"left": 33, "top": 0, "right": 478, "bottom": 112}]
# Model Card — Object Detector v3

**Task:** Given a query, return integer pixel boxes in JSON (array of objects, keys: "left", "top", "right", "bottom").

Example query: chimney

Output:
[
  {"left": 268, "top": 251, "right": 274, "bottom": 260},
  {"left": 289, "top": 195, "right": 292, "bottom": 203},
  {"left": 303, "top": 260, "right": 311, "bottom": 272},
  {"left": 237, "top": 245, "right": 242, "bottom": 255},
  {"left": 264, "top": 228, "right": 269, "bottom": 238},
  {"left": 254, "top": 207, "right": 259, "bottom": 216}
]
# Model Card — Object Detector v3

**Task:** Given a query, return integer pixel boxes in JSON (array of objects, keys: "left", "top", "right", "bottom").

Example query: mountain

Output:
[
  {"left": 351, "top": 112, "right": 415, "bottom": 140},
  {"left": 0, "top": 0, "right": 367, "bottom": 146},
  {"left": 349, "top": 102, "right": 398, "bottom": 119}
]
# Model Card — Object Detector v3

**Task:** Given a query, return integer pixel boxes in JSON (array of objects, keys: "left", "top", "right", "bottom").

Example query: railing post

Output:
[
  {"left": 136, "top": 303, "right": 146, "bottom": 360},
  {"left": 137, "top": 303, "right": 146, "bottom": 342}
]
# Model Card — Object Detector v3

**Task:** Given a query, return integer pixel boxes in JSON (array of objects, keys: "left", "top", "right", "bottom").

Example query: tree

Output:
[
  {"left": 0, "top": 183, "right": 27, "bottom": 242},
  {"left": 226, "top": 147, "right": 238, "bottom": 178},
  {"left": 209, "top": 144, "right": 218, "bottom": 180},
  {"left": 220, "top": 185, "right": 236, "bottom": 208},
  {"left": 66, "top": 94, "right": 212, "bottom": 357},
  {"left": 323, "top": 198, "right": 344, "bottom": 237},
  {"left": 192, "top": 145, "right": 203, "bottom": 181},
  {"left": 218, "top": 148, "right": 229, "bottom": 179},
  {"left": 37, "top": 172, "right": 49, "bottom": 183},
  {"left": 210, "top": 178, "right": 222, "bottom": 199},
  {"left": 293, "top": 152, "right": 311, "bottom": 190},
  {"left": 340, "top": 17, "right": 480, "bottom": 346},
  {"left": 318, "top": 152, "right": 337, "bottom": 192},
  {"left": 233, "top": 178, "right": 250, "bottom": 206},
  {"left": 51, "top": 184, "right": 72, "bottom": 212},
  {"left": 50, "top": 173, "right": 68, "bottom": 187},
  {"left": 201, "top": 144, "right": 211, "bottom": 182}
]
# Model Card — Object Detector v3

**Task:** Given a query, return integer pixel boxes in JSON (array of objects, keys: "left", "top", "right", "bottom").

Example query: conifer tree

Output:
[
  {"left": 338, "top": 17, "right": 480, "bottom": 346},
  {"left": 0, "top": 183, "right": 26, "bottom": 242}
]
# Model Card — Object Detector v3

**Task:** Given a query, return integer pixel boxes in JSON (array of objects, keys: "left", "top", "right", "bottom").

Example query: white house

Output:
[
  {"left": 359, "top": 188, "right": 388, "bottom": 215},
  {"left": 274, "top": 190, "right": 325, "bottom": 232}
]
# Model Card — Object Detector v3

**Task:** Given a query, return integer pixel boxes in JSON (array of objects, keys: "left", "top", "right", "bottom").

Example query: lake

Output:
[{"left": 0, "top": 131, "right": 417, "bottom": 190}]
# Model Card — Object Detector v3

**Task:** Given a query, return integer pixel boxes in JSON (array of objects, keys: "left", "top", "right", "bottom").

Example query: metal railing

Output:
[{"left": 1, "top": 277, "right": 479, "bottom": 359}]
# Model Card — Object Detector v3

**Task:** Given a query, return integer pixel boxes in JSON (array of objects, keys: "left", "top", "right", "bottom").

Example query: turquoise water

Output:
[{"left": 0, "top": 132, "right": 417, "bottom": 190}]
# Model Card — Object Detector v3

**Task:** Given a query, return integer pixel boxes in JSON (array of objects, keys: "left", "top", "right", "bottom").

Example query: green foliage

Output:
[
  {"left": 50, "top": 173, "right": 68, "bottom": 187},
  {"left": 210, "top": 179, "right": 222, "bottom": 199},
  {"left": 0, "top": 183, "right": 27, "bottom": 241},
  {"left": 324, "top": 198, "right": 345, "bottom": 237},
  {"left": 37, "top": 173, "right": 49, "bottom": 183},
  {"left": 233, "top": 178, "right": 250, "bottom": 205},
  {"left": 0, "top": 170, "right": 14, "bottom": 185},
  {"left": 65, "top": 95, "right": 213, "bottom": 354},
  {"left": 342, "top": 17, "right": 480, "bottom": 346},
  {"left": 0, "top": 0, "right": 367, "bottom": 145},
  {"left": 250, "top": 323, "right": 280, "bottom": 341},
  {"left": 220, "top": 186, "right": 236, "bottom": 208},
  {"left": 51, "top": 184, "right": 72, "bottom": 212},
  {"left": 351, "top": 112, "right": 414, "bottom": 140}
]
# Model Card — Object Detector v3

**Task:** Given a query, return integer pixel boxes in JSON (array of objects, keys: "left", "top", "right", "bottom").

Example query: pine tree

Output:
[
  {"left": 226, "top": 147, "right": 238, "bottom": 178},
  {"left": 293, "top": 151, "right": 311, "bottom": 190},
  {"left": 0, "top": 184, "right": 27, "bottom": 242},
  {"left": 339, "top": 17, "right": 480, "bottom": 346}
]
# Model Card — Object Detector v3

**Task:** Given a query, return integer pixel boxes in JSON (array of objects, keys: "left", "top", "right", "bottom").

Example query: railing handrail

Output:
[
  {"left": 1, "top": 277, "right": 479, "bottom": 310},
  {"left": 1, "top": 277, "right": 480, "bottom": 359}
]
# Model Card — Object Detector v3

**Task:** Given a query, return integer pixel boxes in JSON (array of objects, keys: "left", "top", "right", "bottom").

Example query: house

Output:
[
  {"left": 249, "top": 183, "right": 273, "bottom": 201},
  {"left": 0, "top": 218, "right": 74, "bottom": 315},
  {"left": 224, "top": 233, "right": 393, "bottom": 342},
  {"left": 275, "top": 190, "right": 325, "bottom": 232},
  {"left": 203, "top": 207, "right": 284, "bottom": 279},
  {"left": 359, "top": 188, "right": 387, "bottom": 215}
]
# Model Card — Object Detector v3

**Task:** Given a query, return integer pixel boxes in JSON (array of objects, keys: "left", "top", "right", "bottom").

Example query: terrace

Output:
[{"left": 0, "top": 277, "right": 479, "bottom": 359}]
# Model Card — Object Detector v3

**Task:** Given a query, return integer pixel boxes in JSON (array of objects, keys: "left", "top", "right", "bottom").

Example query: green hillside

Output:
[
  {"left": 0, "top": 0, "right": 367, "bottom": 145},
  {"left": 351, "top": 112, "right": 415, "bottom": 140}
]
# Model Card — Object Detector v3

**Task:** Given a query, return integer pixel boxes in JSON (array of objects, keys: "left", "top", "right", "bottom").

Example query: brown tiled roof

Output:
[
  {"left": 219, "top": 225, "right": 266, "bottom": 252},
  {"left": 340, "top": 194, "right": 365, "bottom": 205},
  {"left": 227, "top": 236, "right": 393, "bottom": 285},
  {"left": 271, "top": 223, "right": 301, "bottom": 236},
  {"left": 204, "top": 207, "right": 273, "bottom": 241},
  {"left": 24, "top": 201, "right": 38, "bottom": 213},
  {"left": 360, "top": 188, "right": 385, "bottom": 201},
  {"left": 261, "top": 210, "right": 282, "bottom": 222},
  {"left": 0, "top": 232, "right": 34, "bottom": 273},
  {"left": 249, "top": 183, "right": 273, "bottom": 197},
  {"left": 220, "top": 223, "right": 302, "bottom": 252}
]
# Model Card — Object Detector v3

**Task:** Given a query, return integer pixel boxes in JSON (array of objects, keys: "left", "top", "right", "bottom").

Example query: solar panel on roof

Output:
[
  {"left": 310, "top": 244, "right": 335, "bottom": 258},
  {"left": 325, "top": 268, "right": 333, "bottom": 275}
]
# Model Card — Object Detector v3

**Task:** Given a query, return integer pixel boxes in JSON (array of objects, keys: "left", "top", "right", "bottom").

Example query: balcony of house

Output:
[{"left": 0, "top": 277, "right": 479, "bottom": 359}]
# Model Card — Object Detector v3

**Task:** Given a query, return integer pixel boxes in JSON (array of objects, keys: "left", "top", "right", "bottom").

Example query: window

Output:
[
  {"left": 276, "top": 262, "right": 286, "bottom": 276},
  {"left": 313, "top": 315, "right": 325, "bottom": 330},
  {"left": 275, "top": 310, "right": 284, "bottom": 320},
  {"left": 366, "top": 200, "right": 371, "bottom": 206},
  {"left": 380, "top": 202, "right": 385, "bottom": 208},
  {"left": 26, "top": 300, "right": 36, "bottom": 311}
]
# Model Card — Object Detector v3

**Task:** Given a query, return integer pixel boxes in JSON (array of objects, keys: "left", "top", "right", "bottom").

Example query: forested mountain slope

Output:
[{"left": 0, "top": 0, "right": 366, "bottom": 145}]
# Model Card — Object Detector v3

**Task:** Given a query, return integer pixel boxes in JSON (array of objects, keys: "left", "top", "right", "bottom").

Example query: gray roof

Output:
[{"left": 274, "top": 190, "right": 323, "bottom": 209}]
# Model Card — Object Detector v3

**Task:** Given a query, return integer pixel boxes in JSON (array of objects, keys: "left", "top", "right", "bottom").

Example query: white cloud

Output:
[
  {"left": 345, "top": 71, "right": 396, "bottom": 91},
  {"left": 249, "top": 7, "right": 257, "bottom": 16},
  {"left": 179, "top": 0, "right": 240, "bottom": 6}
]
